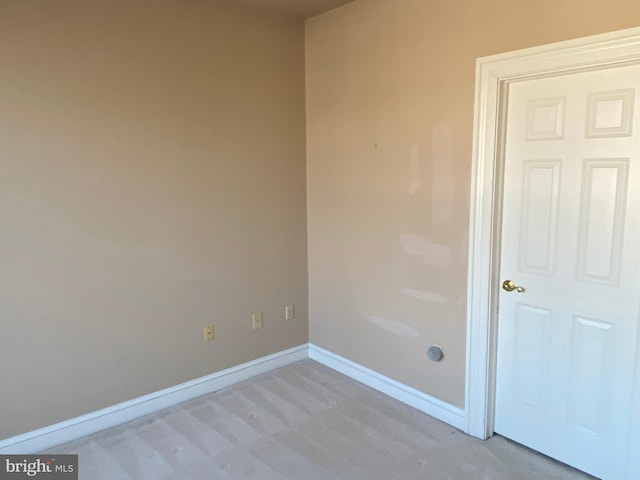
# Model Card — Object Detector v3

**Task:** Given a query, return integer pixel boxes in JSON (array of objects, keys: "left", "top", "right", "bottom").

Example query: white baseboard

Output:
[
  {"left": 309, "top": 344, "right": 466, "bottom": 431},
  {"left": 0, "top": 344, "right": 308, "bottom": 454},
  {"left": 1, "top": 342, "right": 467, "bottom": 454}
]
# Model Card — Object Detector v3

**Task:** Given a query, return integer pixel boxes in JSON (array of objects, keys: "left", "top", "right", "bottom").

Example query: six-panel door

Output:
[{"left": 495, "top": 64, "right": 640, "bottom": 479}]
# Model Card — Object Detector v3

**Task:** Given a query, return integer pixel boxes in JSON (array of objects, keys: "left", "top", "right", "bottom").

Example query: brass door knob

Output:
[{"left": 502, "top": 279, "right": 525, "bottom": 293}]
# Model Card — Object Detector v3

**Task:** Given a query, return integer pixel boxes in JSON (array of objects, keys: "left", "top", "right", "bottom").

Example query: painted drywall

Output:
[
  {"left": 0, "top": 0, "right": 307, "bottom": 439},
  {"left": 306, "top": 0, "right": 640, "bottom": 407}
]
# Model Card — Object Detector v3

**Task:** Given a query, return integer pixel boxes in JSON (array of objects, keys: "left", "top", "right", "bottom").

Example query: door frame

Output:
[{"left": 465, "top": 26, "right": 640, "bottom": 479}]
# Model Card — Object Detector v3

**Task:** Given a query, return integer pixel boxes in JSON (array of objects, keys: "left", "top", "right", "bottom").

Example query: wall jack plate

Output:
[
  {"left": 203, "top": 324, "right": 215, "bottom": 342},
  {"left": 252, "top": 312, "right": 264, "bottom": 330}
]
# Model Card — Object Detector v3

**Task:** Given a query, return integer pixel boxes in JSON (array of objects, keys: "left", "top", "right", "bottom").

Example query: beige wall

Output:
[
  {"left": 306, "top": 0, "right": 640, "bottom": 407},
  {"left": 0, "top": 0, "right": 307, "bottom": 439}
]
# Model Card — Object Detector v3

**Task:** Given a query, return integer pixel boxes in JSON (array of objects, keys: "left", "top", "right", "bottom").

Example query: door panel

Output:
[
  {"left": 567, "top": 316, "right": 611, "bottom": 434},
  {"left": 577, "top": 158, "right": 628, "bottom": 285},
  {"left": 495, "top": 64, "right": 640, "bottom": 479},
  {"left": 519, "top": 160, "right": 560, "bottom": 274},
  {"left": 512, "top": 304, "right": 551, "bottom": 408}
]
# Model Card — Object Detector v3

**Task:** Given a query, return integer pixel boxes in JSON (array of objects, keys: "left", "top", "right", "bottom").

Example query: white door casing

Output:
[
  {"left": 495, "top": 66, "right": 640, "bottom": 479},
  {"left": 466, "top": 27, "right": 640, "bottom": 480}
]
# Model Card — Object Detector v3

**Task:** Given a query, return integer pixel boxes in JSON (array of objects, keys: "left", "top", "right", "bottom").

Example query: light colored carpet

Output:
[{"left": 46, "top": 359, "right": 594, "bottom": 479}]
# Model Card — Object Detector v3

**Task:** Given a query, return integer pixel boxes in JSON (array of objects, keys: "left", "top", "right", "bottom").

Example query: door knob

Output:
[{"left": 502, "top": 279, "right": 525, "bottom": 293}]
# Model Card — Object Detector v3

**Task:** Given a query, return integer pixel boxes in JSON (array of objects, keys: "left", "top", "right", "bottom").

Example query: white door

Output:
[{"left": 495, "top": 64, "right": 640, "bottom": 479}]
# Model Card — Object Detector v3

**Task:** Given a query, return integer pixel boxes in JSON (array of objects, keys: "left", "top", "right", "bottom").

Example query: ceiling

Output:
[{"left": 225, "top": 0, "right": 354, "bottom": 19}]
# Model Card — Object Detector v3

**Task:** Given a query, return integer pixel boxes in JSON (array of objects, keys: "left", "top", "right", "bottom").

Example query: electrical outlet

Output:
[
  {"left": 252, "top": 312, "right": 263, "bottom": 330},
  {"left": 285, "top": 305, "right": 295, "bottom": 320},
  {"left": 203, "top": 324, "right": 215, "bottom": 342}
]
